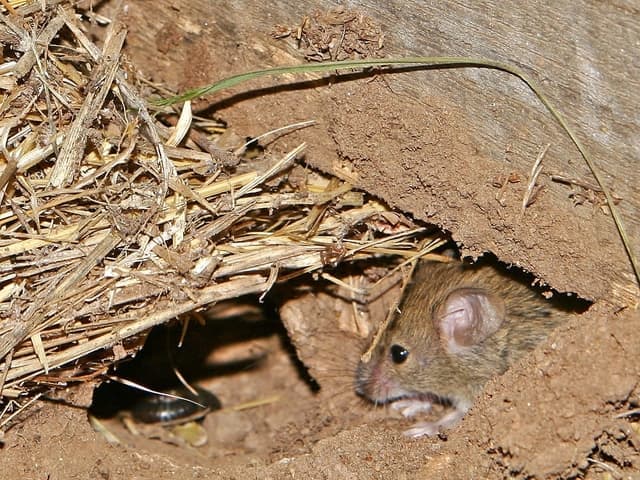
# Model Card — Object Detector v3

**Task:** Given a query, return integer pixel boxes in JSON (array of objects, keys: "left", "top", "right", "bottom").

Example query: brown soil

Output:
[
  {"left": 2, "top": 296, "right": 638, "bottom": 479},
  {"left": 1, "top": 3, "right": 639, "bottom": 479}
]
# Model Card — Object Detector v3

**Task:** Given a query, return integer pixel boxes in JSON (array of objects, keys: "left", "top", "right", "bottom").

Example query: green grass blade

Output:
[{"left": 154, "top": 56, "right": 638, "bottom": 287}]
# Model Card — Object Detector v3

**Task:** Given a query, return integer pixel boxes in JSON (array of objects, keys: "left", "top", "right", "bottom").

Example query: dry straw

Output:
[{"left": 0, "top": 2, "right": 436, "bottom": 427}]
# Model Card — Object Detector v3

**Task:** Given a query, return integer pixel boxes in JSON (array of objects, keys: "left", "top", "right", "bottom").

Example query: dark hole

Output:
[
  {"left": 89, "top": 296, "right": 318, "bottom": 420},
  {"left": 465, "top": 251, "right": 591, "bottom": 314}
]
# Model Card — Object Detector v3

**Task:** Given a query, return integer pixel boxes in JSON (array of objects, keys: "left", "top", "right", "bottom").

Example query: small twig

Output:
[
  {"left": 320, "top": 272, "right": 368, "bottom": 296},
  {"left": 107, "top": 375, "right": 205, "bottom": 408},
  {"left": 551, "top": 174, "right": 622, "bottom": 205},
  {"left": 0, "top": 393, "right": 42, "bottom": 429},
  {"left": 88, "top": 415, "right": 120, "bottom": 445},
  {"left": 361, "top": 259, "right": 418, "bottom": 363},
  {"left": 13, "top": 15, "right": 64, "bottom": 79},
  {"left": 0, "top": 348, "right": 13, "bottom": 399},
  {"left": 551, "top": 174, "right": 603, "bottom": 192},
  {"left": 0, "top": 156, "right": 18, "bottom": 198},
  {"left": 522, "top": 143, "right": 550, "bottom": 214},
  {"left": 172, "top": 367, "right": 199, "bottom": 397},
  {"left": 228, "top": 395, "right": 280, "bottom": 412},
  {"left": 0, "top": 0, "right": 17, "bottom": 15},
  {"left": 233, "top": 120, "right": 316, "bottom": 155},
  {"left": 49, "top": 19, "right": 126, "bottom": 187},
  {"left": 587, "top": 458, "right": 621, "bottom": 479},
  {"left": 234, "top": 143, "right": 305, "bottom": 198},
  {"left": 165, "top": 100, "right": 192, "bottom": 147},
  {"left": 614, "top": 408, "right": 640, "bottom": 418},
  {"left": 259, "top": 262, "right": 280, "bottom": 303},
  {"left": 32, "top": 39, "right": 60, "bottom": 161}
]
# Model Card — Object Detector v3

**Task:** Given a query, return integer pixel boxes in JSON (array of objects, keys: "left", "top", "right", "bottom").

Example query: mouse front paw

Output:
[
  {"left": 390, "top": 399, "right": 433, "bottom": 418},
  {"left": 403, "top": 406, "right": 468, "bottom": 438},
  {"left": 403, "top": 421, "right": 441, "bottom": 438}
]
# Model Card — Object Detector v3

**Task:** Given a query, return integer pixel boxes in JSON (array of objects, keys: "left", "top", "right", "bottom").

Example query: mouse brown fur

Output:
[{"left": 355, "top": 259, "right": 566, "bottom": 437}]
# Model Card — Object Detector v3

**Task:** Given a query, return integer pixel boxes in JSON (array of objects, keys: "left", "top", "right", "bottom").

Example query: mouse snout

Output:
[{"left": 355, "top": 358, "right": 403, "bottom": 403}]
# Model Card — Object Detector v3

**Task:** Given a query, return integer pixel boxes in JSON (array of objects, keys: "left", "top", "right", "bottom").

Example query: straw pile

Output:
[{"left": 0, "top": 1, "right": 440, "bottom": 429}]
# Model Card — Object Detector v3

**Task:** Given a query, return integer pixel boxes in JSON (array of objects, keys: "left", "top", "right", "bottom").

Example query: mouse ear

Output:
[{"left": 436, "top": 288, "right": 506, "bottom": 353}]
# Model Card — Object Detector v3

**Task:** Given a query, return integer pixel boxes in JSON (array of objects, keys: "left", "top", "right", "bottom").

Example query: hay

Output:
[{"left": 0, "top": 1, "right": 441, "bottom": 427}]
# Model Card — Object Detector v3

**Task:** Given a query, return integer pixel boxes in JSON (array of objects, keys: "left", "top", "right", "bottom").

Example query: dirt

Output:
[
  {"left": 2, "top": 288, "right": 638, "bottom": 479},
  {"left": 1, "top": 3, "right": 639, "bottom": 479}
]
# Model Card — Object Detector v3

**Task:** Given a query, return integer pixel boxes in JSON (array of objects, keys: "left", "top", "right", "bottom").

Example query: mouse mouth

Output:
[
  {"left": 354, "top": 366, "right": 449, "bottom": 407},
  {"left": 386, "top": 391, "right": 451, "bottom": 408}
]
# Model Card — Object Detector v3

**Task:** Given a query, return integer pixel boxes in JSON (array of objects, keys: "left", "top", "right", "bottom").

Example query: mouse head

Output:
[{"left": 357, "top": 265, "right": 509, "bottom": 405}]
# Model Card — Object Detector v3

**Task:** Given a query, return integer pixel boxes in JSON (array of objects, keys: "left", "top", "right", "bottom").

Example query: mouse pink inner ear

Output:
[{"left": 436, "top": 288, "right": 506, "bottom": 352}]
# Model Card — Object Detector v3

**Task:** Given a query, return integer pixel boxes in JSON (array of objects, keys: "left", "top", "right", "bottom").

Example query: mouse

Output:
[{"left": 355, "top": 258, "right": 566, "bottom": 438}]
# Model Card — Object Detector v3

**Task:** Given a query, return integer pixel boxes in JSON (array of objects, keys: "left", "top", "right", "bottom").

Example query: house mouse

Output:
[{"left": 355, "top": 259, "right": 566, "bottom": 438}]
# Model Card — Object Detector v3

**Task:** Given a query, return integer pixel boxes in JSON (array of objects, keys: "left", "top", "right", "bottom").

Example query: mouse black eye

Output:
[{"left": 390, "top": 344, "right": 409, "bottom": 364}]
